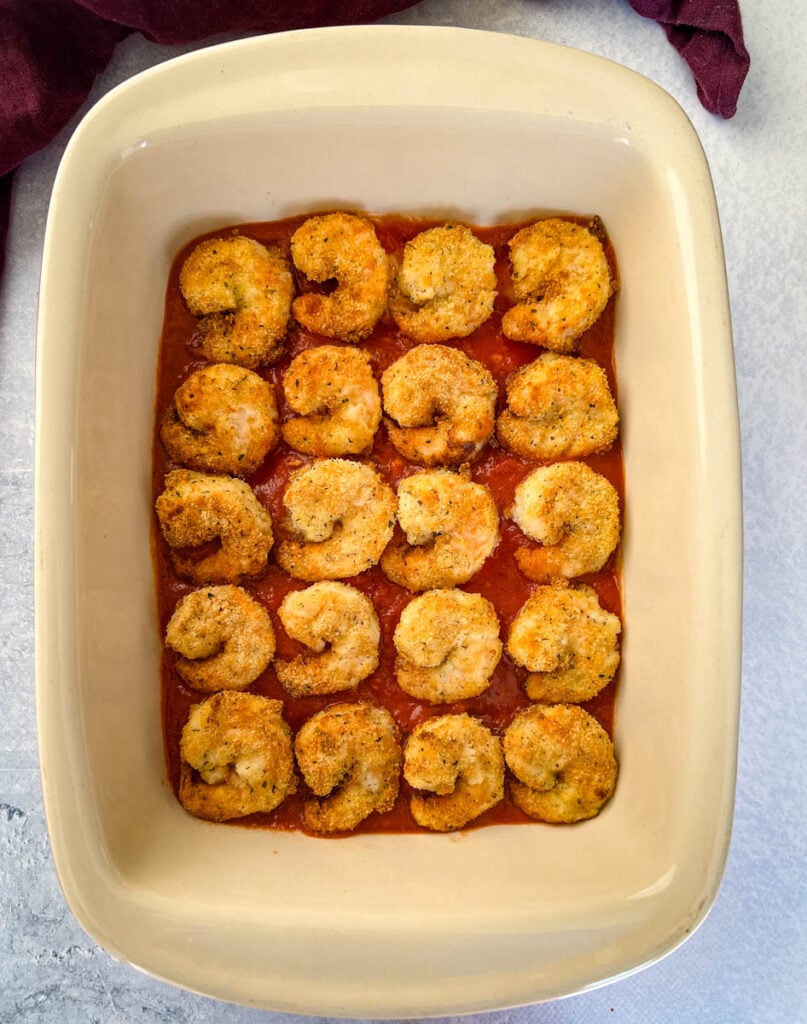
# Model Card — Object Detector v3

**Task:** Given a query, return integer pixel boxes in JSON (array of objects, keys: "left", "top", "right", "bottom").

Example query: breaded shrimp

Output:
[
  {"left": 156, "top": 469, "right": 273, "bottom": 584},
  {"left": 507, "top": 462, "right": 620, "bottom": 580},
  {"left": 380, "top": 470, "right": 500, "bottom": 591},
  {"left": 507, "top": 585, "right": 621, "bottom": 702},
  {"left": 160, "top": 363, "right": 279, "bottom": 476},
  {"left": 403, "top": 713, "right": 504, "bottom": 831},
  {"left": 276, "top": 458, "right": 396, "bottom": 581},
  {"left": 179, "top": 691, "right": 296, "bottom": 821},
  {"left": 393, "top": 589, "right": 502, "bottom": 702},
  {"left": 290, "top": 212, "right": 391, "bottom": 342},
  {"left": 165, "top": 585, "right": 275, "bottom": 692},
  {"left": 281, "top": 345, "right": 381, "bottom": 456},
  {"left": 275, "top": 581, "right": 380, "bottom": 697},
  {"left": 501, "top": 219, "right": 613, "bottom": 352},
  {"left": 294, "top": 702, "right": 402, "bottom": 833},
  {"left": 381, "top": 344, "right": 497, "bottom": 467},
  {"left": 390, "top": 224, "right": 497, "bottom": 342},
  {"left": 503, "top": 704, "right": 617, "bottom": 822},
  {"left": 497, "top": 352, "right": 619, "bottom": 460},
  {"left": 179, "top": 236, "right": 294, "bottom": 367}
]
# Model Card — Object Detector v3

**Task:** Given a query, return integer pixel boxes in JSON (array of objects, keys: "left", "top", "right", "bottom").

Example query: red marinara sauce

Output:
[{"left": 152, "top": 213, "right": 624, "bottom": 836}]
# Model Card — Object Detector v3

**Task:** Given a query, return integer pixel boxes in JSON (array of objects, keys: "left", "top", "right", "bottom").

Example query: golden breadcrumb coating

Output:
[
  {"left": 179, "top": 236, "right": 293, "bottom": 367},
  {"left": 179, "top": 692, "right": 296, "bottom": 821},
  {"left": 381, "top": 343, "right": 497, "bottom": 467},
  {"left": 290, "top": 212, "right": 391, "bottom": 342},
  {"left": 390, "top": 224, "right": 497, "bottom": 342},
  {"left": 156, "top": 469, "right": 273, "bottom": 584},
  {"left": 294, "top": 702, "right": 402, "bottom": 833},
  {"left": 504, "top": 704, "right": 617, "bottom": 822},
  {"left": 507, "top": 584, "right": 620, "bottom": 702},
  {"left": 165, "top": 585, "right": 275, "bottom": 692},
  {"left": 497, "top": 352, "right": 618, "bottom": 460},
  {"left": 394, "top": 589, "right": 502, "bottom": 702},
  {"left": 380, "top": 469, "right": 500, "bottom": 591},
  {"left": 508, "top": 462, "right": 620, "bottom": 580},
  {"left": 276, "top": 458, "right": 396, "bottom": 581},
  {"left": 160, "top": 363, "right": 279, "bottom": 476},
  {"left": 281, "top": 344, "right": 381, "bottom": 456},
  {"left": 275, "top": 581, "right": 380, "bottom": 697},
  {"left": 403, "top": 713, "right": 504, "bottom": 831},
  {"left": 501, "top": 219, "right": 613, "bottom": 351}
]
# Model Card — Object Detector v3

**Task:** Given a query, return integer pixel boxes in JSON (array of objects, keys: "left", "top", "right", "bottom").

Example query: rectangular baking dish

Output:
[{"left": 35, "top": 26, "right": 741, "bottom": 1015}]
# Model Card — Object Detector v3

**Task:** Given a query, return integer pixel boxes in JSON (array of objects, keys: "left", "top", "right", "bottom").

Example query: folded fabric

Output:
[
  {"left": 0, "top": 0, "right": 750, "bottom": 279},
  {"left": 628, "top": 0, "right": 750, "bottom": 118}
]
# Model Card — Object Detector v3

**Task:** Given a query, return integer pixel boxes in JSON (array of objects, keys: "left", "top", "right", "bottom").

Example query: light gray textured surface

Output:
[{"left": 1, "top": 1, "right": 805, "bottom": 1022}]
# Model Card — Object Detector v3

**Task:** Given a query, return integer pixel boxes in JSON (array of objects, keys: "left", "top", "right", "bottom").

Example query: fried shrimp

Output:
[
  {"left": 507, "top": 462, "right": 620, "bottom": 580},
  {"left": 507, "top": 585, "right": 620, "bottom": 702},
  {"left": 281, "top": 345, "right": 381, "bottom": 456},
  {"left": 503, "top": 704, "right": 617, "bottom": 822},
  {"left": 403, "top": 714, "right": 504, "bottom": 831},
  {"left": 380, "top": 470, "right": 500, "bottom": 591},
  {"left": 497, "top": 352, "right": 619, "bottom": 460},
  {"left": 179, "top": 691, "right": 296, "bottom": 821},
  {"left": 160, "top": 363, "right": 279, "bottom": 476},
  {"left": 275, "top": 582, "right": 380, "bottom": 697},
  {"left": 165, "top": 585, "right": 275, "bottom": 692},
  {"left": 156, "top": 469, "right": 273, "bottom": 584},
  {"left": 276, "top": 458, "right": 396, "bottom": 581},
  {"left": 381, "top": 344, "right": 497, "bottom": 467},
  {"left": 393, "top": 590, "right": 502, "bottom": 702},
  {"left": 179, "top": 236, "right": 294, "bottom": 368},
  {"left": 290, "top": 212, "right": 391, "bottom": 342},
  {"left": 390, "top": 224, "right": 497, "bottom": 342},
  {"left": 501, "top": 219, "right": 613, "bottom": 352},
  {"left": 294, "top": 702, "right": 402, "bottom": 833}
]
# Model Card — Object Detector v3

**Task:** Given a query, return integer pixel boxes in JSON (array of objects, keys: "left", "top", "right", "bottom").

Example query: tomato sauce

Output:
[{"left": 152, "top": 213, "right": 624, "bottom": 836}]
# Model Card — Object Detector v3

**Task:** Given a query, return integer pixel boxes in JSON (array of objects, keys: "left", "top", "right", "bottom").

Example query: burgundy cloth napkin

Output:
[
  {"left": 629, "top": 0, "right": 750, "bottom": 118},
  {"left": 0, "top": 0, "right": 750, "bottom": 280}
]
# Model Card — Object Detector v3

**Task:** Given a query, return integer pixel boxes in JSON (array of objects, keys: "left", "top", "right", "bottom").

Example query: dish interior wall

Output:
[{"left": 73, "top": 106, "right": 706, "bottom": 968}]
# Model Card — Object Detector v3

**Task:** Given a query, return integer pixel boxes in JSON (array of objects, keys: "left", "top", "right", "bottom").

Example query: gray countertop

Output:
[{"left": 1, "top": 2, "right": 805, "bottom": 1022}]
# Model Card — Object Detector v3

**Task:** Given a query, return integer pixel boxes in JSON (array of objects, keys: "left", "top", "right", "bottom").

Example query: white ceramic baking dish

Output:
[{"left": 35, "top": 25, "right": 741, "bottom": 1016}]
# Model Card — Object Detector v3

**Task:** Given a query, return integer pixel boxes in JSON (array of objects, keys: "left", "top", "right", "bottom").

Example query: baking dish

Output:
[{"left": 35, "top": 25, "right": 741, "bottom": 1015}]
